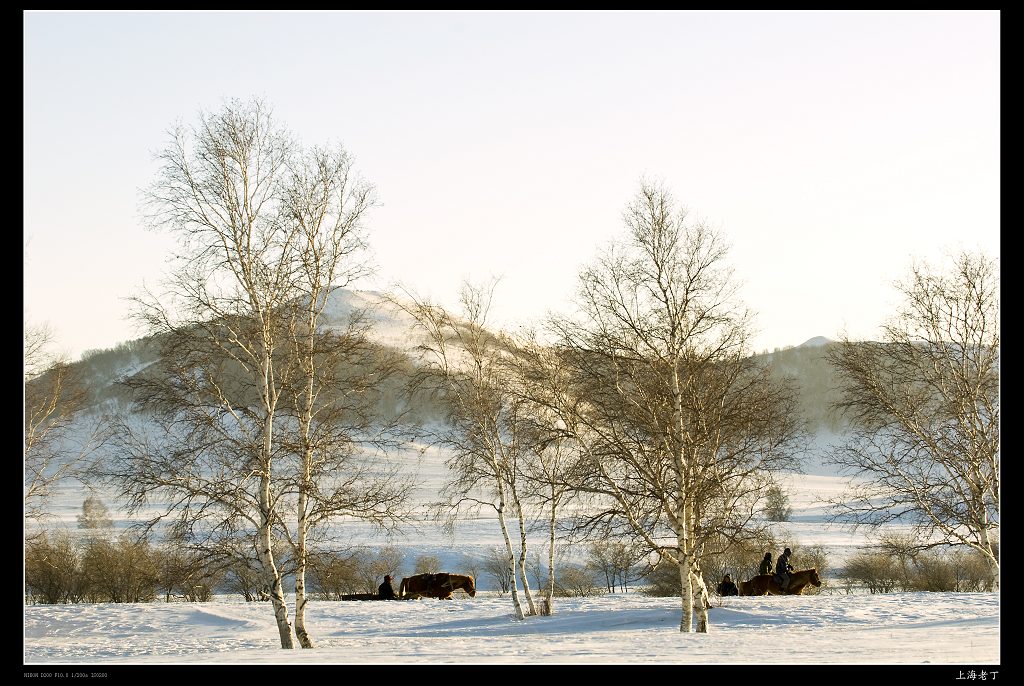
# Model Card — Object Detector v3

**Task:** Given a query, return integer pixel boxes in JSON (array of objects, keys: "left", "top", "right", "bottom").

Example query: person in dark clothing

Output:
[
  {"left": 776, "top": 547, "right": 794, "bottom": 590},
  {"left": 759, "top": 552, "right": 773, "bottom": 576},
  {"left": 717, "top": 574, "right": 739, "bottom": 596},
  {"left": 378, "top": 574, "right": 397, "bottom": 600}
]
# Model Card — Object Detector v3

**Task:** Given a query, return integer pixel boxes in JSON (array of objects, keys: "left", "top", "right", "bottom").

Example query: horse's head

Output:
[
  {"left": 738, "top": 580, "right": 749, "bottom": 596},
  {"left": 809, "top": 568, "right": 821, "bottom": 587},
  {"left": 465, "top": 574, "right": 476, "bottom": 597}
]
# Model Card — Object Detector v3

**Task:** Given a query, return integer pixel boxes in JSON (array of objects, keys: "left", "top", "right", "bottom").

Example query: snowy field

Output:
[
  {"left": 23, "top": 397, "right": 1000, "bottom": 672},
  {"left": 24, "top": 590, "right": 998, "bottom": 666}
]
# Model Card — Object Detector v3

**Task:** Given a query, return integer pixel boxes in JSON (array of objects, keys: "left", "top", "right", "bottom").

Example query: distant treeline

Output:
[{"left": 26, "top": 522, "right": 994, "bottom": 605}]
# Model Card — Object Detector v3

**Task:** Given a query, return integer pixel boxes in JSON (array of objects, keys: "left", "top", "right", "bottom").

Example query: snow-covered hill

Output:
[
  {"left": 799, "top": 335, "right": 835, "bottom": 348},
  {"left": 319, "top": 288, "right": 424, "bottom": 351}
]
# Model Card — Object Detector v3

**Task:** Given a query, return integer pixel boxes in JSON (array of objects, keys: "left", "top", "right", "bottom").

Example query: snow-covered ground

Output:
[{"left": 24, "top": 590, "right": 998, "bottom": 665}]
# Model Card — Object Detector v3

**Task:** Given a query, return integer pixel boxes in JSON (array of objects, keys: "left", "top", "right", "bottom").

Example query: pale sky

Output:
[{"left": 24, "top": 10, "right": 1000, "bottom": 361}]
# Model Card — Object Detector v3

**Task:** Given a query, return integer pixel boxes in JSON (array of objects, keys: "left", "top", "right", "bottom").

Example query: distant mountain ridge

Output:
[{"left": 48, "top": 290, "right": 849, "bottom": 433}]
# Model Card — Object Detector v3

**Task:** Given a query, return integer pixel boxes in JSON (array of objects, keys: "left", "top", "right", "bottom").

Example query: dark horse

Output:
[
  {"left": 739, "top": 568, "right": 822, "bottom": 596},
  {"left": 399, "top": 572, "right": 476, "bottom": 599}
]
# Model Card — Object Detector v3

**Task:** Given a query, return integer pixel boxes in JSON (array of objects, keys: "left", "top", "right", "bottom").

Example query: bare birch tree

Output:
[
  {"left": 826, "top": 251, "right": 999, "bottom": 589},
  {"left": 102, "top": 98, "right": 409, "bottom": 648},
  {"left": 510, "top": 339, "right": 587, "bottom": 615},
  {"left": 393, "top": 283, "right": 538, "bottom": 619},
  {"left": 108, "top": 97, "right": 299, "bottom": 647},
  {"left": 276, "top": 144, "right": 411, "bottom": 647},
  {"left": 546, "top": 181, "right": 803, "bottom": 632}
]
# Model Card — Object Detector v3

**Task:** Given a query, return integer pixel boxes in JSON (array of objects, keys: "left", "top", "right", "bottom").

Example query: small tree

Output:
[
  {"left": 525, "top": 549, "right": 546, "bottom": 593},
  {"left": 586, "top": 541, "right": 644, "bottom": 593},
  {"left": 394, "top": 283, "right": 538, "bottom": 619},
  {"left": 762, "top": 484, "right": 792, "bottom": 522},
  {"left": 461, "top": 554, "right": 484, "bottom": 589},
  {"left": 77, "top": 495, "right": 114, "bottom": 531},
  {"left": 482, "top": 546, "right": 514, "bottom": 594}
]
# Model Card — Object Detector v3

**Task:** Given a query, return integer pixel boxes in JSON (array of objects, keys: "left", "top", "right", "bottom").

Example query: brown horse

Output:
[
  {"left": 739, "top": 568, "right": 821, "bottom": 596},
  {"left": 399, "top": 572, "right": 476, "bottom": 599}
]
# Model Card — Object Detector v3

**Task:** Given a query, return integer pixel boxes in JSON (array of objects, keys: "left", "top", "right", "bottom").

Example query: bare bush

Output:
[
  {"left": 697, "top": 531, "right": 779, "bottom": 590},
  {"left": 307, "top": 547, "right": 404, "bottom": 598},
  {"left": 793, "top": 544, "right": 830, "bottom": 595},
  {"left": 363, "top": 547, "right": 405, "bottom": 592},
  {"left": 413, "top": 554, "right": 442, "bottom": 574},
  {"left": 308, "top": 551, "right": 367, "bottom": 599},
  {"left": 841, "top": 550, "right": 903, "bottom": 594},
  {"left": 223, "top": 554, "right": 271, "bottom": 602},
  {"left": 25, "top": 531, "right": 82, "bottom": 604},
  {"left": 155, "top": 547, "right": 224, "bottom": 602},
  {"left": 553, "top": 564, "right": 603, "bottom": 598},
  {"left": 482, "top": 546, "right": 514, "bottom": 594},
  {"left": 839, "top": 539, "right": 993, "bottom": 594},
  {"left": 642, "top": 560, "right": 683, "bottom": 597},
  {"left": 79, "top": 535, "right": 159, "bottom": 603}
]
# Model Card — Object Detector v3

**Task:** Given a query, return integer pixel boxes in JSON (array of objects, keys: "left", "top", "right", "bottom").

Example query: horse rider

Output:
[
  {"left": 378, "top": 574, "right": 398, "bottom": 600},
  {"left": 759, "top": 552, "right": 773, "bottom": 576},
  {"left": 717, "top": 574, "right": 739, "bottom": 596},
  {"left": 776, "top": 547, "right": 794, "bottom": 591}
]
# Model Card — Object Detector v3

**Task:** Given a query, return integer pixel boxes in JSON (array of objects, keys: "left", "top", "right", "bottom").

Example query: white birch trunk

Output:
[
  {"left": 545, "top": 496, "right": 557, "bottom": 615},
  {"left": 293, "top": 318, "right": 317, "bottom": 649},
  {"left": 979, "top": 521, "right": 999, "bottom": 591},
  {"left": 496, "top": 495, "right": 526, "bottom": 620},
  {"left": 258, "top": 476, "right": 294, "bottom": 648},
  {"left": 293, "top": 461, "right": 313, "bottom": 648},
  {"left": 693, "top": 571, "right": 710, "bottom": 633},
  {"left": 676, "top": 534, "right": 693, "bottom": 633},
  {"left": 259, "top": 354, "right": 294, "bottom": 649},
  {"left": 514, "top": 494, "right": 537, "bottom": 616}
]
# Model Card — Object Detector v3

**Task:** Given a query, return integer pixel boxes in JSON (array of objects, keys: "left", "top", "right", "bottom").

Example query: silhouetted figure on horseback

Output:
[
  {"left": 759, "top": 552, "right": 773, "bottom": 576},
  {"left": 775, "top": 547, "right": 794, "bottom": 591}
]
